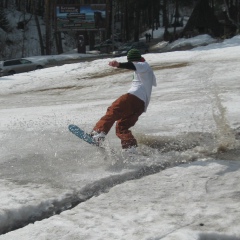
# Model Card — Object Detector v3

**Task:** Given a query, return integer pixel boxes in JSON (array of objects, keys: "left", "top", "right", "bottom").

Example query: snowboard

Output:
[{"left": 68, "top": 124, "right": 97, "bottom": 146}]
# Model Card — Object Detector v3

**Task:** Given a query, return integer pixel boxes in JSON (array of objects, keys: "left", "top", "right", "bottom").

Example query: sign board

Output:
[{"left": 56, "top": 4, "right": 106, "bottom": 31}]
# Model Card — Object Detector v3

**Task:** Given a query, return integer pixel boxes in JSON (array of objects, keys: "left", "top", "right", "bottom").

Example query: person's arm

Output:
[
  {"left": 118, "top": 62, "right": 136, "bottom": 70},
  {"left": 109, "top": 60, "right": 136, "bottom": 70}
]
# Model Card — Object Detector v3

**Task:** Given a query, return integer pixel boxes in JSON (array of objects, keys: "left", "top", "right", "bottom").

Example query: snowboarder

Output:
[{"left": 91, "top": 49, "right": 157, "bottom": 152}]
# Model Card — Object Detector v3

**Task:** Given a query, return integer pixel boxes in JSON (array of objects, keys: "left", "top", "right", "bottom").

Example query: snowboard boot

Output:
[
  {"left": 121, "top": 146, "right": 138, "bottom": 161},
  {"left": 90, "top": 131, "right": 106, "bottom": 146}
]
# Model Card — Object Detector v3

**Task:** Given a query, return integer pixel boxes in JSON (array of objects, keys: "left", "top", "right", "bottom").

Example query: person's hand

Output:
[{"left": 109, "top": 60, "right": 119, "bottom": 67}]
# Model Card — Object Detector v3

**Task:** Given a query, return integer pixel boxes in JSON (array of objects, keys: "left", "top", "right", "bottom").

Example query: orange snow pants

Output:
[{"left": 93, "top": 93, "right": 145, "bottom": 149}]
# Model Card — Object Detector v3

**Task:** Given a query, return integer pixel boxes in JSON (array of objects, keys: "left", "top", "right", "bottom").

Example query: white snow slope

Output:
[{"left": 0, "top": 35, "right": 240, "bottom": 239}]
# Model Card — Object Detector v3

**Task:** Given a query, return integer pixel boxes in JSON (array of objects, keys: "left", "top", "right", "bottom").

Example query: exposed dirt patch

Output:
[
  {"left": 88, "top": 68, "right": 126, "bottom": 79},
  {"left": 7, "top": 62, "right": 189, "bottom": 95},
  {"left": 35, "top": 86, "right": 78, "bottom": 92},
  {"left": 89, "top": 62, "right": 189, "bottom": 79},
  {"left": 152, "top": 62, "right": 189, "bottom": 71}
]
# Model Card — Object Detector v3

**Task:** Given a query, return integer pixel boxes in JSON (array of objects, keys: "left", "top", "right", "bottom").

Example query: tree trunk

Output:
[
  {"left": 162, "top": 0, "right": 170, "bottom": 41},
  {"left": 134, "top": 2, "right": 140, "bottom": 41},
  {"left": 34, "top": 12, "right": 45, "bottom": 55},
  {"left": 124, "top": 0, "right": 130, "bottom": 41},
  {"left": 45, "top": 0, "right": 51, "bottom": 55},
  {"left": 173, "top": 0, "right": 179, "bottom": 36},
  {"left": 106, "top": 0, "right": 111, "bottom": 39},
  {"left": 55, "top": 32, "right": 63, "bottom": 54}
]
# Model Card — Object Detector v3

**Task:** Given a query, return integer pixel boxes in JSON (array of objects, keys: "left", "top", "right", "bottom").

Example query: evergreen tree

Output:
[
  {"left": 183, "top": 0, "right": 223, "bottom": 37},
  {"left": 0, "top": 7, "right": 9, "bottom": 32}
]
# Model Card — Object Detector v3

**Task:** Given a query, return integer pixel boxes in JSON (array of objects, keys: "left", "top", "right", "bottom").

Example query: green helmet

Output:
[{"left": 127, "top": 49, "right": 141, "bottom": 62}]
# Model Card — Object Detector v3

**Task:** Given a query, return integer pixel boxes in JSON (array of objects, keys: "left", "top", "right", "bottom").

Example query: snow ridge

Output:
[{"left": 0, "top": 156, "right": 182, "bottom": 235}]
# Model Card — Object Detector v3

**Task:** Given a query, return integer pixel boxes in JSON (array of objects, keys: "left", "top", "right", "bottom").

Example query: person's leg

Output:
[
  {"left": 93, "top": 94, "right": 129, "bottom": 134},
  {"left": 115, "top": 94, "right": 144, "bottom": 149},
  {"left": 116, "top": 114, "right": 140, "bottom": 149}
]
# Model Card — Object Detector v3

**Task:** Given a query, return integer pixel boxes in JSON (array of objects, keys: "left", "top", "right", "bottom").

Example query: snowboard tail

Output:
[{"left": 68, "top": 124, "right": 96, "bottom": 146}]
